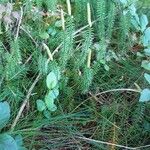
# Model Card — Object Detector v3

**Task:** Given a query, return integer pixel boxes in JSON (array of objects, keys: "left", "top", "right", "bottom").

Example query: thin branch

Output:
[
  {"left": 73, "top": 20, "right": 97, "bottom": 36},
  {"left": 10, "top": 74, "right": 41, "bottom": 131},
  {"left": 52, "top": 43, "right": 62, "bottom": 56},
  {"left": 136, "top": 144, "right": 150, "bottom": 149},
  {"left": 89, "top": 92, "right": 103, "bottom": 104},
  {"left": 13, "top": 127, "right": 40, "bottom": 133},
  {"left": 15, "top": 7, "right": 23, "bottom": 41},
  {"left": 72, "top": 88, "right": 140, "bottom": 113},
  {"left": 20, "top": 26, "right": 38, "bottom": 47},
  {"left": 96, "top": 88, "right": 140, "bottom": 96},
  {"left": 42, "top": 43, "right": 53, "bottom": 61},
  {"left": 77, "top": 136, "right": 150, "bottom": 150},
  {"left": 24, "top": 54, "right": 33, "bottom": 65}
]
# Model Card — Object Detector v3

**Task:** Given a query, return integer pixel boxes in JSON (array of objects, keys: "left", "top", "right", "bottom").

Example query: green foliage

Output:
[
  {"left": 80, "top": 67, "right": 93, "bottom": 93},
  {"left": 46, "top": 71, "right": 58, "bottom": 89},
  {"left": 0, "top": 134, "right": 26, "bottom": 150},
  {"left": 144, "top": 73, "right": 150, "bottom": 84},
  {"left": 46, "top": 0, "right": 58, "bottom": 11},
  {"left": 0, "top": 134, "right": 18, "bottom": 150},
  {"left": 39, "top": 32, "right": 49, "bottom": 39},
  {"left": 106, "top": 2, "right": 116, "bottom": 40},
  {"left": 0, "top": 0, "right": 150, "bottom": 149},
  {"left": 140, "top": 14, "right": 148, "bottom": 32},
  {"left": 140, "top": 89, "right": 150, "bottom": 102},
  {"left": 120, "top": 0, "right": 150, "bottom": 102},
  {"left": 59, "top": 17, "right": 75, "bottom": 69},
  {"left": 0, "top": 102, "right": 10, "bottom": 129},
  {"left": 75, "top": 28, "right": 93, "bottom": 69},
  {"left": 119, "top": 13, "right": 131, "bottom": 51},
  {"left": 0, "top": 101, "right": 26, "bottom": 149},
  {"left": 142, "top": 27, "right": 150, "bottom": 46},
  {"left": 36, "top": 69, "right": 60, "bottom": 115},
  {"left": 74, "top": 0, "right": 87, "bottom": 26},
  {"left": 45, "top": 88, "right": 58, "bottom": 111},
  {"left": 141, "top": 60, "right": 150, "bottom": 70},
  {"left": 36, "top": 99, "right": 46, "bottom": 112}
]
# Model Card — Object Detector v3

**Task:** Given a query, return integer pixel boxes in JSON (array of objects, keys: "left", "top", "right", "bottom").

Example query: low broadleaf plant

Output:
[
  {"left": 141, "top": 60, "right": 150, "bottom": 71},
  {"left": 46, "top": 71, "right": 58, "bottom": 90},
  {"left": 120, "top": 0, "right": 150, "bottom": 103},
  {"left": 0, "top": 101, "right": 10, "bottom": 130},
  {"left": 36, "top": 99, "right": 46, "bottom": 112},
  {"left": 144, "top": 73, "right": 150, "bottom": 84},
  {"left": 139, "top": 89, "right": 150, "bottom": 102},
  {"left": 36, "top": 69, "right": 60, "bottom": 118},
  {"left": 139, "top": 73, "right": 150, "bottom": 102},
  {"left": 0, "top": 101, "right": 26, "bottom": 150}
]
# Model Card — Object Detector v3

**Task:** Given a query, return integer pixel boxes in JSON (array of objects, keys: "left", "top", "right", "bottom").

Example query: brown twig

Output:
[
  {"left": 15, "top": 7, "right": 23, "bottom": 41},
  {"left": 20, "top": 26, "right": 38, "bottom": 47},
  {"left": 10, "top": 73, "right": 41, "bottom": 131},
  {"left": 96, "top": 88, "right": 140, "bottom": 96},
  {"left": 77, "top": 136, "right": 150, "bottom": 150}
]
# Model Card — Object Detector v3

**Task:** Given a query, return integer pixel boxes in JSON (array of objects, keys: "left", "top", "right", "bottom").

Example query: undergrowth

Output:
[{"left": 0, "top": 0, "right": 150, "bottom": 149}]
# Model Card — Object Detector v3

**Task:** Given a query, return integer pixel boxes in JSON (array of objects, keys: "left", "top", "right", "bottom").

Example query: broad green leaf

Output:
[
  {"left": 123, "top": 10, "right": 129, "bottom": 15},
  {"left": 46, "top": 89, "right": 59, "bottom": 100},
  {"left": 0, "top": 134, "right": 18, "bottom": 150},
  {"left": 39, "top": 32, "right": 49, "bottom": 39},
  {"left": 36, "top": 100, "right": 46, "bottom": 112},
  {"left": 131, "top": 16, "right": 140, "bottom": 31},
  {"left": 140, "top": 14, "right": 148, "bottom": 32},
  {"left": 45, "top": 94, "right": 57, "bottom": 112},
  {"left": 141, "top": 60, "right": 150, "bottom": 71},
  {"left": 54, "top": 68, "right": 61, "bottom": 81},
  {"left": 49, "top": 104, "right": 57, "bottom": 112},
  {"left": 143, "top": 120, "right": 150, "bottom": 131},
  {"left": 104, "top": 64, "right": 109, "bottom": 71},
  {"left": 144, "top": 27, "right": 150, "bottom": 39},
  {"left": 139, "top": 88, "right": 150, "bottom": 102},
  {"left": 48, "top": 27, "right": 56, "bottom": 36},
  {"left": 137, "top": 52, "right": 144, "bottom": 57},
  {"left": 43, "top": 110, "right": 51, "bottom": 119},
  {"left": 144, "top": 73, "right": 150, "bottom": 84},
  {"left": 129, "top": 4, "right": 137, "bottom": 16},
  {"left": 142, "top": 27, "right": 150, "bottom": 46},
  {"left": 48, "top": 27, "right": 54, "bottom": 34},
  {"left": 14, "top": 135, "right": 27, "bottom": 150},
  {"left": 14, "top": 135, "right": 23, "bottom": 146},
  {"left": 46, "top": 71, "right": 58, "bottom": 89},
  {"left": 120, "top": 0, "right": 127, "bottom": 5},
  {"left": 0, "top": 101, "right": 10, "bottom": 129},
  {"left": 55, "top": 20, "right": 62, "bottom": 28},
  {"left": 131, "top": 18, "right": 140, "bottom": 31},
  {"left": 144, "top": 48, "right": 150, "bottom": 56}
]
